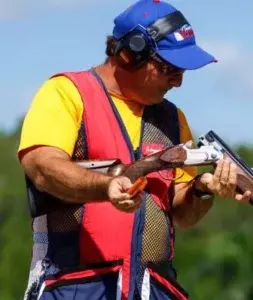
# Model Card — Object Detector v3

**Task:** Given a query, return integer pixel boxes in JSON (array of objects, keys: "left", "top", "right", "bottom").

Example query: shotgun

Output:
[{"left": 27, "top": 130, "right": 253, "bottom": 217}]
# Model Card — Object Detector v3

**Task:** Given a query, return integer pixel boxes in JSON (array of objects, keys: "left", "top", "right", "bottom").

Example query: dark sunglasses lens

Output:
[{"left": 153, "top": 56, "right": 184, "bottom": 75}]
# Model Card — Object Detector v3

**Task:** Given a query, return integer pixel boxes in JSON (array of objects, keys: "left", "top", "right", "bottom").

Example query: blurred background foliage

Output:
[{"left": 0, "top": 122, "right": 252, "bottom": 300}]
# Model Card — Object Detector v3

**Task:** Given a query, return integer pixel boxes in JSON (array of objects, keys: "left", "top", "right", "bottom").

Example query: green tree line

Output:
[{"left": 0, "top": 123, "right": 252, "bottom": 300}]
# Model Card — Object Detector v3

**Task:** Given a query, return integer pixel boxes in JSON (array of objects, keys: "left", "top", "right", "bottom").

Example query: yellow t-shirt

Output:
[{"left": 18, "top": 76, "right": 196, "bottom": 183}]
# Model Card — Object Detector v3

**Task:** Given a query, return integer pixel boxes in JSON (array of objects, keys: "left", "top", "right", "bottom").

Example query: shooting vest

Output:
[{"left": 25, "top": 69, "right": 188, "bottom": 300}]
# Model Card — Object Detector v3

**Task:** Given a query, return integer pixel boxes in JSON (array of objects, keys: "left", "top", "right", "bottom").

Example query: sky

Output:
[{"left": 0, "top": 0, "right": 252, "bottom": 146}]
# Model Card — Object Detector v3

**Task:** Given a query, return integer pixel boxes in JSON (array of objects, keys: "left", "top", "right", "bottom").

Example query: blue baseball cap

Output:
[{"left": 113, "top": 0, "right": 216, "bottom": 70}]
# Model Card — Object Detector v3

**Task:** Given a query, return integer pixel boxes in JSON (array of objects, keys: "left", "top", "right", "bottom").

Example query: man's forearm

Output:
[
  {"left": 27, "top": 156, "right": 112, "bottom": 204},
  {"left": 172, "top": 181, "right": 214, "bottom": 228}
]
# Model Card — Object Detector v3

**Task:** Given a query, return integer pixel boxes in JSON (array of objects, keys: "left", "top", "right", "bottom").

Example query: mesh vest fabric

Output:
[{"left": 24, "top": 70, "right": 180, "bottom": 300}]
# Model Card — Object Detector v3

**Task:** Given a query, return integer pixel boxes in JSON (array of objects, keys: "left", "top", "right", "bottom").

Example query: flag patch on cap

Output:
[{"left": 174, "top": 25, "right": 194, "bottom": 41}]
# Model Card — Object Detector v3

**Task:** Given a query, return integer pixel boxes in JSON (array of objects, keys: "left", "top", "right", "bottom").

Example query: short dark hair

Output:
[{"left": 105, "top": 35, "right": 118, "bottom": 60}]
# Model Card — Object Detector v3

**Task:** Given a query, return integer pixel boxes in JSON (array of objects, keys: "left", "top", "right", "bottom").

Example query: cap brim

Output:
[{"left": 158, "top": 44, "right": 216, "bottom": 70}]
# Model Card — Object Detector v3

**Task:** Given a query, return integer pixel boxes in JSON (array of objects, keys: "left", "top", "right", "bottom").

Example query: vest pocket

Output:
[
  {"left": 141, "top": 263, "right": 188, "bottom": 300},
  {"left": 37, "top": 260, "right": 123, "bottom": 300}
]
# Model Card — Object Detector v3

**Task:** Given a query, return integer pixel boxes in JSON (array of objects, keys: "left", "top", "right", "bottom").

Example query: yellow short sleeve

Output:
[
  {"left": 18, "top": 77, "right": 197, "bottom": 185},
  {"left": 18, "top": 76, "right": 83, "bottom": 159},
  {"left": 175, "top": 108, "right": 197, "bottom": 183}
]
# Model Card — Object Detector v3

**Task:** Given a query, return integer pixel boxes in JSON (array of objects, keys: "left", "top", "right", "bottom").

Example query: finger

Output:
[
  {"left": 118, "top": 206, "right": 140, "bottom": 213},
  {"left": 119, "top": 192, "right": 134, "bottom": 201},
  {"left": 120, "top": 177, "right": 133, "bottom": 191},
  {"left": 213, "top": 159, "right": 224, "bottom": 184},
  {"left": 198, "top": 172, "right": 213, "bottom": 186},
  {"left": 123, "top": 201, "right": 142, "bottom": 213},
  {"left": 219, "top": 159, "right": 230, "bottom": 186},
  {"left": 241, "top": 191, "right": 251, "bottom": 203},
  {"left": 117, "top": 199, "right": 136, "bottom": 208},
  {"left": 122, "top": 200, "right": 136, "bottom": 208},
  {"left": 235, "top": 191, "right": 251, "bottom": 203},
  {"left": 227, "top": 163, "right": 237, "bottom": 195},
  {"left": 114, "top": 200, "right": 141, "bottom": 213},
  {"left": 217, "top": 159, "right": 234, "bottom": 198},
  {"left": 119, "top": 195, "right": 142, "bottom": 207},
  {"left": 111, "top": 190, "right": 143, "bottom": 204},
  {"left": 109, "top": 192, "right": 131, "bottom": 204},
  {"left": 113, "top": 203, "right": 131, "bottom": 213}
]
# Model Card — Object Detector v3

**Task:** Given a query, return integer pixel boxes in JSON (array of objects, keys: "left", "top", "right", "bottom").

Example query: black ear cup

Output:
[
  {"left": 113, "top": 11, "right": 190, "bottom": 70},
  {"left": 114, "top": 31, "right": 152, "bottom": 70}
]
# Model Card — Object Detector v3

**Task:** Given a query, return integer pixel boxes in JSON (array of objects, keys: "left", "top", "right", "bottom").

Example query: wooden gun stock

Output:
[
  {"left": 120, "top": 145, "right": 187, "bottom": 182},
  {"left": 235, "top": 167, "right": 253, "bottom": 202}
]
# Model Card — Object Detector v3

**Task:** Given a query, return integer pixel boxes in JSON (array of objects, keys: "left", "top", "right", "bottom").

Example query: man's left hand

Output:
[{"left": 194, "top": 159, "right": 252, "bottom": 203}]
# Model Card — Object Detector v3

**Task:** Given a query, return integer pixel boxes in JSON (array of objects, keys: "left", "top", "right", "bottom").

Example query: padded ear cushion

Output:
[{"left": 114, "top": 31, "right": 152, "bottom": 70}]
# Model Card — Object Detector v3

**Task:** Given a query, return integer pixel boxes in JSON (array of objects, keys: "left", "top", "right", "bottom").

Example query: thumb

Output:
[
  {"left": 118, "top": 176, "right": 133, "bottom": 191},
  {"left": 199, "top": 173, "right": 213, "bottom": 185}
]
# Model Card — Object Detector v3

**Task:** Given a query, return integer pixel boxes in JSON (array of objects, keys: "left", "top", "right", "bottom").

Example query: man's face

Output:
[{"left": 122, "top": 55, "right": 185, "bottom": 105}]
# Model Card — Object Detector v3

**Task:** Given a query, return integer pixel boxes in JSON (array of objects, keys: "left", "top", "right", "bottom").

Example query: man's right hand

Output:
[
  {"left": 20, "top": 146, "right": 143, "bottom": 210},
  {"left": 107, "top": 176, "right": 142, "bottom": 213}
]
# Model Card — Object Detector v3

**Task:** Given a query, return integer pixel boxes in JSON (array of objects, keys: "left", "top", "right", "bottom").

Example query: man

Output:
[{"left": 18, "top": 0, "right": 251, "bottom": 299}]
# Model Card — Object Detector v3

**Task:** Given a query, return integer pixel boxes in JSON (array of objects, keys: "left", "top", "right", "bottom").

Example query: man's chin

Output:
[
  {"left": 153, "top": 93, "right": 167, "bottom": 104},
  {"left": 135, "top": 94, "right": 164, "bottom": 105},
  {"left": 146, "top": 97, "right": 164, "bottom": 105}
]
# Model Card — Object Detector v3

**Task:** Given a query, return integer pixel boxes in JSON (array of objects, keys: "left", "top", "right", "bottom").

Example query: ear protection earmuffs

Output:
[{"left": 114, "top": 11, "right": 190, "bottom": 70}]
